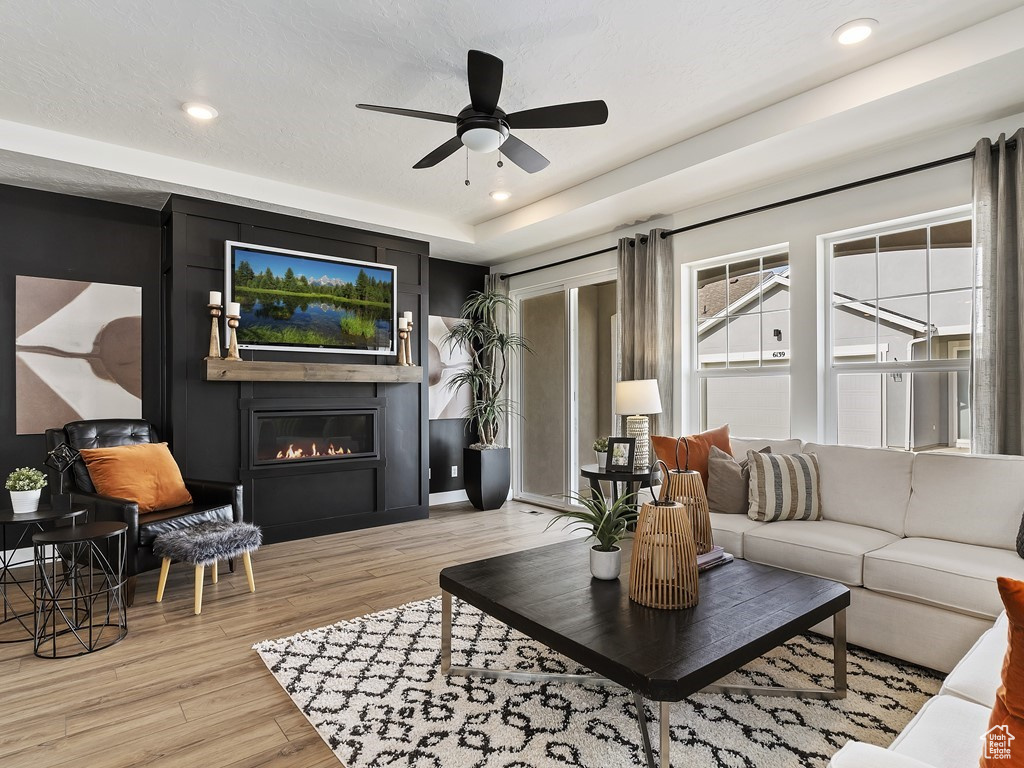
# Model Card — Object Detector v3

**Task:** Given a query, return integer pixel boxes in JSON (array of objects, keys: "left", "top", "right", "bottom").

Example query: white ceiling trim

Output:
[{"left": 0, "top": 118, "right": 475, "bottom": 244}]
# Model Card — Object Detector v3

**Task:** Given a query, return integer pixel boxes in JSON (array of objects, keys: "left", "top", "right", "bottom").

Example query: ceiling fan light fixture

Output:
[
  {"left": 460, "top": 125, "right": 508, "bottom": 153},
  {"left": 833, "top": 18, "right": 877, "bottom": 45}
]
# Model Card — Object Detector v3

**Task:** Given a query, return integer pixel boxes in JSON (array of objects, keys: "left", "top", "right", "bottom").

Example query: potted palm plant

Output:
[
  {"left": 546, "top": 490, "right": 638, "bottom": 579},
  {"left": 5, "top": 466, "right": 47, "bottom": 513},
  {"left": 444, "top": 289, "right": 529, "bottom": 510}
]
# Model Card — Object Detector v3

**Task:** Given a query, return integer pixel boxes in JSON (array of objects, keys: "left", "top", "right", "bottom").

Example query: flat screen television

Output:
[{"left": 224, "top": 241, "right": 397, "bottom": 355}]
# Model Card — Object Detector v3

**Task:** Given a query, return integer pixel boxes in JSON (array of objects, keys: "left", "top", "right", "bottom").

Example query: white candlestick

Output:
[
  {"left": 403, "top": 311, "right": 413, "bottom": 322},
  {"left": 209, "top": 290, "right": 221, "bottom": 306},
  {"left": 398, "top": 317, "right": 408, "bottom": 330},
  {"left": 227, "top": 301, "right": 240, "bottom": 316}
]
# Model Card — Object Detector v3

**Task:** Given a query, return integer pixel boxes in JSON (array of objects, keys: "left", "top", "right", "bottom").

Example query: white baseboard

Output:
[{"left": 429, "top": 489, "right": 469, "bottom": 507}]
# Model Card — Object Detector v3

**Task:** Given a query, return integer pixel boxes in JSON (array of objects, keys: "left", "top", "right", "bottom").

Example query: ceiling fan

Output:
[{"left": 356, "top": 50, "right": 608, "bottom": 174}]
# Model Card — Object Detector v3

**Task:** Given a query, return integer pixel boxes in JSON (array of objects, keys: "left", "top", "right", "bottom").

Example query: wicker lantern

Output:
[
  {"left": 661, "top": 437, "right": 714, "bottom": 554},
  {"left": 629, "top": 461, "right": 699, "bottom": 610}
]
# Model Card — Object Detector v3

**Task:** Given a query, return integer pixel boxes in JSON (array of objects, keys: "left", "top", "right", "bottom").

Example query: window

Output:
[
  {"left": 827, "top": 214, "right": 974, "bottom": 451},
  {"left": 693, "top": 248, "right": 791, "bottom": 438}
]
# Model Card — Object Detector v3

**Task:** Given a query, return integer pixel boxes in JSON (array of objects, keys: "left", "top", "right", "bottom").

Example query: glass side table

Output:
[{"left": 0, "top": 504, "right": 86, "bottom": 643}]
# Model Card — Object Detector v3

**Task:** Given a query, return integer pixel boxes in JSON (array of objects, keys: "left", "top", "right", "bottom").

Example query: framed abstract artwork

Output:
[
  {"left": 427, "top": 315, "right": 472, "bottom": 420},
  {"left": 15, "top": 276, "right": 142, "bottom": 435}
]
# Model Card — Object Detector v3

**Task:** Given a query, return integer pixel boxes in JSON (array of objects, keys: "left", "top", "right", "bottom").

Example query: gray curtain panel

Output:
[
  {"left": 616, "top": 228, "right": 674, "bottom": 435},
  {"left": 973, "top": 128, "right": 1024, "bottom": 455}
]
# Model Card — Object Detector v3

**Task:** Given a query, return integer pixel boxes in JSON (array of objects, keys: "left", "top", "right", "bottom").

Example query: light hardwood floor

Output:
[{"left": 0, "top": 501, "right": 575, "bottom": 768}]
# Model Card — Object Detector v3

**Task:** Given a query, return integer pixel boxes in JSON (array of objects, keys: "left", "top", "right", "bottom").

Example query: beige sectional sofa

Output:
[{"left": 714, "top": 438, "right": 1024, "bottom": 673}]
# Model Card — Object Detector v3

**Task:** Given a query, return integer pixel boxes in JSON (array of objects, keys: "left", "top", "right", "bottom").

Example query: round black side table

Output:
[
  {"left": 579, "top": 464, "right": 661, "bottom": 506},
  {"left": 0, "top": 504, "right": 86, "bottom": 643},
  {"left": 33, "top": 521, "right": 128, "bottom": 658}
]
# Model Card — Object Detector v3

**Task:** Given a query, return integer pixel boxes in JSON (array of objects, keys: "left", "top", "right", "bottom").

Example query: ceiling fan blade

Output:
[
  {"left": 467, "top": 50, "right": 503, "bottom": 114},
  {"left": 356, "top": 104, "right": 457, "bottom": 124},
  {"left": 506, "top": 100, "right": 609, "bottom": 129},
  {"left": 501, "top": 135, "right": 549, "bottom": 173},
  {"left": 413, "top": 135, "right": 464, "bottom": 169}
]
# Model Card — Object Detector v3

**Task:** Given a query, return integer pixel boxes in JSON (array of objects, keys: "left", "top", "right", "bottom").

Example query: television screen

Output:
[{"left": 224, "top": 241, "right": 397, "bottom": 355}]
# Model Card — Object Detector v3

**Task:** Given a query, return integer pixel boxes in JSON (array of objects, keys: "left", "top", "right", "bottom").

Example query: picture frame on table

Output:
[{"left": 606, "top": 436, "right": 636, "bottom": 472}]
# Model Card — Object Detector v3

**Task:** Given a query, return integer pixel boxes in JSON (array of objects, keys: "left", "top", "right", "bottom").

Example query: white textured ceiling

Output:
[{"left": 1, "top": 0, "right": 1023, "bottom": 262}]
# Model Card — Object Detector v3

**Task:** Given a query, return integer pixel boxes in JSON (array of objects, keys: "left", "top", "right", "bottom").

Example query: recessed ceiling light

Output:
[
  {"left": 489, "top": 190, "right": 511, "bottom": 201},
  {"left": 833, "top": 18, "right": 877, "bottom": 46},
  {"left": 183, "top": 102, "right": 218, "bottom": 121}
]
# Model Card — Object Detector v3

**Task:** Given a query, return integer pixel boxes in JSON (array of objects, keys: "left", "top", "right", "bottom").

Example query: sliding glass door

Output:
[{"left": 512, "top": 273, "right": 617, "bottom": 509}]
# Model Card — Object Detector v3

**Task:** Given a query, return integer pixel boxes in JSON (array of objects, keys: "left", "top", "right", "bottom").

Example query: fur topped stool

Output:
[{"left": 153, "top": 521, "right": 261, "bottom": 614}]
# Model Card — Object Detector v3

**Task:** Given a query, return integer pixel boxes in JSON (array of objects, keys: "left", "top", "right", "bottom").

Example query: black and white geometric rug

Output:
[{"left": 254, "top": 596, "right": 941, "bottom": 767}]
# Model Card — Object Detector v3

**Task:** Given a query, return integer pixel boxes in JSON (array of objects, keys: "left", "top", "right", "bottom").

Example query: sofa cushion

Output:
[
  {"left": 864, "top": 538, "right": 1024, "bottom": 620},
  {"left": 743, "top": 520, "right": 898, "bottom": 585},
  {"left": 804, "top": 443, "right": 914, "bottom": 536},
  {"left": 982, "top": 577, "right": 1024, "bottom": 768},
  {"left": 708, "top": 445, "right": 769, "bottom": 515},
  {"left": 731, "top": 437, "right": 803, "bottom": 455},
  {"left": 652, "top": 425, "right": 731, "bottom": 486},
  {"left": 138, "top": 503, "right": 234, "bottom": 547},
  {"left": 828, "top": 742, "right": 938, "bottom": 768},
  {"left": 941, "top": 612, "right": 1008, "bottom": 708},
  {"left": 906, "top": 452, "right": 1024, "bottom": 551},
  {"left": 747, "top": 451, "right": 822, "bottom": 522},
  {"left": 889, "top": 694, "right": 989, "bottom": 768},
  {"left": 708, "top": 512, "right": 765, "bottom": 558}
]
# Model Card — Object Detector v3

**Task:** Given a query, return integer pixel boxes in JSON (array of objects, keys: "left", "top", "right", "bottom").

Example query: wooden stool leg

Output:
[
  {"left": 156, "top": 558, "right": 171, "bottom": 603},
  {"left": 242, "top": 551, "right": 255, "bottom": 593},
  {"left": 194, "top": 565, "right": 204, "bottom": 615},
  {"left": 211, "top": 560, "right": 219, "bottom": 584}
]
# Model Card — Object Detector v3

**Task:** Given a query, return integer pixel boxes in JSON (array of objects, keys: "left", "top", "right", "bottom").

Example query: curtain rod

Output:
[{"left": 497, "top": 141, "right": 1012, "bottom": 282}]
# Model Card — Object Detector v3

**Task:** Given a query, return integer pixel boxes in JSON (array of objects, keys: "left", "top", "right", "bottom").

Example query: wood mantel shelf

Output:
[{"left": 202, "top": 358, "right": 422, "bottom": 383}]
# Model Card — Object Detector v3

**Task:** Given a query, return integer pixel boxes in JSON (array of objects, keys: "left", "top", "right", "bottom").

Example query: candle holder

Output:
[
  {"left": 405, "top": 320, "right": 415, "bottom": 366},
  {"left": 206, "top": 304, "right": 223, "bottom": 359},
  {"left": 225, "top": 314, "right": 242, "bottom": 362},
  {"left": 397, "top": 328, "right": 409, "bottom": 366}
]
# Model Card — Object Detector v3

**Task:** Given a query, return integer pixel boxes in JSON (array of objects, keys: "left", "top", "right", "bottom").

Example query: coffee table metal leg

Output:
[
  {"left": 441, "top": 590, "right": 452, "bottom": 673},
  {"left": 632, "top": 693, "right": 655, "bottom": 768},
  {"left": 660, "top": 701, "right": 670, "bottom": 768},
  {"left": 699, "top": 608, "right": 849, "bottom": 700}
]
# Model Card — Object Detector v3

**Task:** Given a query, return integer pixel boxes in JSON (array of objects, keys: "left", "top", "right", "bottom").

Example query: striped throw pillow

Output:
[{"left": 746, "top": 451, "right": 821, "bottom": 522}]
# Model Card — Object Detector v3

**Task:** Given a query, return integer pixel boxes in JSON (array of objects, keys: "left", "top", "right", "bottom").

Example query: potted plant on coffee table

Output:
[
  {"left": 443, "top": 289, "right": 530, "bottom": 510},
  {"left": 5, "top": 466, "right": 47, "bottom": 513},
  {"left": 546, "top": 489, "right": 638, "bottom": 580},
  {"left": 593, "top": 437, "right": 609, "bottom": 467}
]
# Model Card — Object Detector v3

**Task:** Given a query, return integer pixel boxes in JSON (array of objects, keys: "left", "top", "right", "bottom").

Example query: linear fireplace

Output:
[{"left": 249, "top": 407, "right": 378, "bottom": 468}]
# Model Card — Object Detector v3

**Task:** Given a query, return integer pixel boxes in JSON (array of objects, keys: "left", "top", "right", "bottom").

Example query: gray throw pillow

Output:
[{"left": 707, "top": 445, "right": 770, "bottom": 515}]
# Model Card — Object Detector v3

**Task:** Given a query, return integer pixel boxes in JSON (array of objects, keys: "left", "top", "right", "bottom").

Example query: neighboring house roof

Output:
[
  {"left": 697, "top": 269, "right": 930, "bottom": 337},
  {"left": 697, "top": 273, "right": 761, "bottom": 318}
]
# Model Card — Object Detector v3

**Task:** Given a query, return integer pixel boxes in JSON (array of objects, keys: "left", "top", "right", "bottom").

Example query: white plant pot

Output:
[
  {"left": 9, "top": 488, "right": 42, "bottom": 513},
  {"left": 590, "top": 545, "right": 622, "bottom": 580},
  {"left": 595, "top": 451, "right": 607, "bottom": 468}
]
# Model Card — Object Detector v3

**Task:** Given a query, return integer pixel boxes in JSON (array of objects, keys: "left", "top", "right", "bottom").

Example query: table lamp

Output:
[{"left": 615, "top": 379, "right": 662, "bottom": 471}]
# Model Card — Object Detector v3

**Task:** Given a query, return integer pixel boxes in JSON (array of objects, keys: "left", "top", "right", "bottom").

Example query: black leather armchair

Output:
[{"left": 45, "top": 419, "right": 243, "bottom": 606}]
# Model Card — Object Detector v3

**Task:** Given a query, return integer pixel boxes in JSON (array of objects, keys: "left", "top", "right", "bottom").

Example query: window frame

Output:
[
  {"left": 688, "top": 243, "right": 792, "bottom": 438},
  {"left": 821, "top": 206, "right": 974, "bottom": 449}
]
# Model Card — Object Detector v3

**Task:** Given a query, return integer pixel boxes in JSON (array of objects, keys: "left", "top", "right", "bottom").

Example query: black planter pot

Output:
[{"left": 464, "top": 447, "right": 511, "bottom": 511}]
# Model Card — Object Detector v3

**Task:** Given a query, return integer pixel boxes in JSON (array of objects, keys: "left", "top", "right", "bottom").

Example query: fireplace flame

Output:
[{"left": 274, "top": 442, "right": 353, "bottom": 460}]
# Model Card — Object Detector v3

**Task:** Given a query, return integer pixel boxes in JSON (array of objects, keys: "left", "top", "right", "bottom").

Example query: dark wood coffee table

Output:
[{"left": 439, "top": 539, "right": 850, "bottom": 768}]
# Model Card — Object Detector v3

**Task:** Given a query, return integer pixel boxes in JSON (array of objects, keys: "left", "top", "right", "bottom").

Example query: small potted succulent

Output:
[
  {"left": 5, "top": 466, "right": 46, "bottom": 513},
  {"left": 546, "top": 489, "right": 638, "bottom": 580},
  {"left": 593, "top": 437, "right": 609, "bottom": 467}
]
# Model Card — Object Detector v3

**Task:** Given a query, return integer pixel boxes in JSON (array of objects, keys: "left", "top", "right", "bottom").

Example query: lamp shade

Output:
[{"left": 615, "top": 379, "right": 662, "bottom": 415}]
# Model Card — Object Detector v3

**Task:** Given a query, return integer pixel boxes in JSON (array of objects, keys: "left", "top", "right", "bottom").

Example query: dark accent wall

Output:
[
  {"left": 427, "top": 257, "right": 487, "bottom": 495},
  {"left": 0, "top": 185, "right": 161, "bottom": 499},
  {"left": 162, "top": 196, "right": 430, "bottom": 543}
]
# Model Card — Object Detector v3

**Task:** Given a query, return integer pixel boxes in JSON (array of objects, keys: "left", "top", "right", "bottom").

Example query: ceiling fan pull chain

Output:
[
  {"left": 497, "top": 151, "right": 504, "bottom": 169},
  {"left": 465, "top": 147, "right": 471, "bottom": 186}
]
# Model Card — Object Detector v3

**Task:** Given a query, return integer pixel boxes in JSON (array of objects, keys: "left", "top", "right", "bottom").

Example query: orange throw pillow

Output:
[
  {"left": 981, "top": 577, "right": 1024, "bottom": 767},
  {"left": 652, "top": 425, "right": 731, "bottom": 486},
  {"left": 79, "top": 443, "right": 193, "bottom": 513}
]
